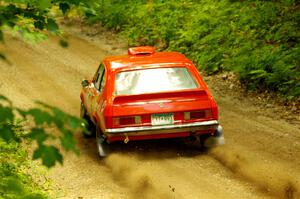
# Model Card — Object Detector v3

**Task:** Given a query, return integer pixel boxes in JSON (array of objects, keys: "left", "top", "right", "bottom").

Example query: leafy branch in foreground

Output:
[
  {"left": 0, "top": 94, "right": 86, "bottom": 198},
  {"left": 0, "top": 95, "right": 85, "bottom": 168},
  {"left": 0, "top": 0, "right": 98, "bottom": 50},
  {"left": 0, "top": 1, "right": 93, "bottom": 197}
]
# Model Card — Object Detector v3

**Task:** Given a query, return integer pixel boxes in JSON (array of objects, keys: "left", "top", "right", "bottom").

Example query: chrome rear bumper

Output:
[{"left": 105, "top": 120, "right": 219, "bottom": 135}]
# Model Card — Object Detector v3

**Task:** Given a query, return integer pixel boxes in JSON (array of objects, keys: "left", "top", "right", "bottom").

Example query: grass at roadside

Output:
[
  {"left": 87, "top": 0, "right": 300, "bottom": 100},
  {"left": 0, "top": 139, "right": 48, "bottom": 199}
]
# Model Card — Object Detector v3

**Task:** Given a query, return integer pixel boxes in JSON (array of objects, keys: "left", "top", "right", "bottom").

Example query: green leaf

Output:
[
  {"left": 0, "top": 124, "right": 14, "bottom": 142},
  {"left": 33, "top": 145, "right": 63, "bottom": 168},
  {"left": 28, "top": 128, "right": 48, "bottom": 144},
  {"left": 67, "top": 116, "right": 83, "bottom": 130},
  {"left": 60, "top": 131, "right": 78, "bottom": 153},
  {"left": 52, "top": 107, "right": 65, "bottom": 128},
  {"left": 26, "top": 108, "right": 53, "bottom": 125},
  {"left": 0, "top": 106, "right": 14, "bottom": 122},
  {"left": 46, "top": 18, "right": 59, "bottom": 33}
]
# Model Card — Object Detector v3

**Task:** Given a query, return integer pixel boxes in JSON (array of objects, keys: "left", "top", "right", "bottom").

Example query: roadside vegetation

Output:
[
  {"left": 0, "top": 0, "right": 89, "bottom": 197},
  {"left": 88, "top": 0, "right": 300, "bottom": 100},
  {"left": 0, "top": 95, "right": 84, "bottom": 197},
  {"left": 0, "top": 140, "right": 47, "bottom": 199}
]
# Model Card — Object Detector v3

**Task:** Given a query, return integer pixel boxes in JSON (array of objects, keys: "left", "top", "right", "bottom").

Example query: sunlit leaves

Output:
[
  {"left": 0, "top": 0, "right": 97, "bottom": 46},
  {"left": 3, "top": 177, "right": 24, "bottom": 194},
  {"left": 0, "top": 139, "right": 48, "bottom": 198}
]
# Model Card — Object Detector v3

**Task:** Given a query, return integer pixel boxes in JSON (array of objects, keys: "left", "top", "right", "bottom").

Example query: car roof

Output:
[{"left": 103, "top": 51, "right": 193, "bottom": 73}]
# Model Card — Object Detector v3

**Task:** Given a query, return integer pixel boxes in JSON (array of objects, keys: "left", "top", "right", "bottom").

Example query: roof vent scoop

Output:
[{"left": 128, "top": 46, "right": 155, "bottom": 56}]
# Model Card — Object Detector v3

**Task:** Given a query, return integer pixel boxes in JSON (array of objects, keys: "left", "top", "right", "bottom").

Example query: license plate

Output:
[{"left": 151, "top": 113, "right": 174, "bottom": 126}]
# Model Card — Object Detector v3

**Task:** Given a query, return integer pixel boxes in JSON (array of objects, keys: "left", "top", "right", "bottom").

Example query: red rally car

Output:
[{"left": 80, "top": 46, "right": 224, "bottom": 157}]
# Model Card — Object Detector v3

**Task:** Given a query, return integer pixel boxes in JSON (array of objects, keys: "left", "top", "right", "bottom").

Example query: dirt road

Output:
[{"left": 0, "top": 27, "right": 299, "bottom": 199}]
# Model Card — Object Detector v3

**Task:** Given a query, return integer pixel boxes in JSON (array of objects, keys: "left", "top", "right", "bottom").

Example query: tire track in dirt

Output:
[
  {"left": 104, "top": 153, "right": 173, "bottom": 199},
  {"left": 208, "top": 90, "right": 300, "bottom": 199},
  {"left": 99, "top": 138, "right": 273, "bottom": 199},
  {"left": 210, "top": 146, "right": 300, "bottom": 199}
]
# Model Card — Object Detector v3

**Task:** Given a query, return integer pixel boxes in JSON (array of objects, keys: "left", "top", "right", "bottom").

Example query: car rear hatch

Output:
[{"left": 108, "top": 89, "right": 217, "bottom": 129}]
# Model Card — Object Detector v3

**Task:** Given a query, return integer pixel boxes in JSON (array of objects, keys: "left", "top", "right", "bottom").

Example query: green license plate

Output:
[{"left": 151, "top": 113, "right": 174, "bottom": 126}]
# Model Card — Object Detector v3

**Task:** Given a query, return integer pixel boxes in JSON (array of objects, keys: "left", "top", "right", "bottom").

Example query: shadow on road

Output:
[{"left": 76, "top": 133, "right": 208, "bottom": 162}]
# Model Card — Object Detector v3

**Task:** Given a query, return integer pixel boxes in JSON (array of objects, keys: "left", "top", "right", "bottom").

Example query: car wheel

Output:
[
  {"left": 199, "top": 133, "right": 210, "bottom": 150},
  {"left": 96, "top": 126, "right": 110, "bottom": 157},
  {"left": 80, "top": 102, "right": 95, "bottom": 138}
]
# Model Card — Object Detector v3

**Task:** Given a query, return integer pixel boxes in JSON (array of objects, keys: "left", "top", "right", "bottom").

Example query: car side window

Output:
[
  {"left": 94, "top": 64, "right": 105, "bottom": 91},
  {"left": 99, "top": 71, "right": 106, "bottom": 91}
]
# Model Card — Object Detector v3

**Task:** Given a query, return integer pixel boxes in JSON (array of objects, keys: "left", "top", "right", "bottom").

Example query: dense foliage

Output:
[
  {"left": 0, "top": 140, "right": 47, "bottom": 199},
  {"left": 90, "top": 0, "right": 300, "bottom": 99}
]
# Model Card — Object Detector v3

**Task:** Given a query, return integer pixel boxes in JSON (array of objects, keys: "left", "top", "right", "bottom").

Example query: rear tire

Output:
[
  {"left": 199, "top": 133, "right": 211, "bottom": 150},
  {"left": 80, "top": 102, "right": 95, "bottom": 138}
]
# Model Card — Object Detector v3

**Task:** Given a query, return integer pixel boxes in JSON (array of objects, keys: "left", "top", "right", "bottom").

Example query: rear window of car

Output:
[{"left": 115, "top": 67, "right": 199, "bottom": 95}]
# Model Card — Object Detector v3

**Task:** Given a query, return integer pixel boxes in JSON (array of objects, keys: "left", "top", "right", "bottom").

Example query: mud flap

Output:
[
  {"left": 203, "top": 125, "right": 225, "bottom": 148},
  {"left": 96, "top": 136, "right": 110, "bottom": 157}
]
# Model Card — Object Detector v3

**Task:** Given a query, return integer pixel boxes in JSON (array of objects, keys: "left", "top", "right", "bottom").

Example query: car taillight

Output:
[
  {"left": 210, "top": 99, "right": 218, "bottom": 119},
  {"left": 184, "top": 110, "right": 212, "bottom": 120},
  {"left": 190, "top": 111, "right": 206, "bottom": 119},
  {"left": 113, "top": 116, "right": 141, "bottom": 127}
]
